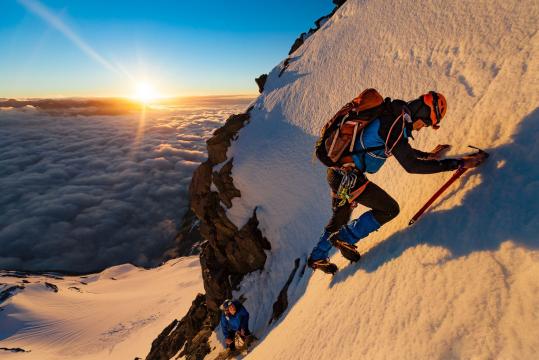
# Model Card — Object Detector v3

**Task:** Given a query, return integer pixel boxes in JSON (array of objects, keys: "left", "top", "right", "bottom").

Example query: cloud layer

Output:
[{"left": 0, "top": 99, "right": 250, "bottom": 272}]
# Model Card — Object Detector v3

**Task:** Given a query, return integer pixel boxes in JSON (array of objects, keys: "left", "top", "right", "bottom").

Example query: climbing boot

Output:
[
  {"left": 330, "top": 234, "right": 361, "bottom": 262},
  {"left": 307, "top": 257, "right": 338, "bottom": 275}
]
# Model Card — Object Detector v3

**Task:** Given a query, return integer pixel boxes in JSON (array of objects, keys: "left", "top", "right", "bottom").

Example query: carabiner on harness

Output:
[{"left": 336, "top": 169, "right": 358, "bottom": 207}]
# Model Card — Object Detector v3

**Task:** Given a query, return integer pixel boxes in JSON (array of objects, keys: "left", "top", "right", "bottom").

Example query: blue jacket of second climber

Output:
[{"left": 220, "top": 301, "right": 250, "bottom": 338}]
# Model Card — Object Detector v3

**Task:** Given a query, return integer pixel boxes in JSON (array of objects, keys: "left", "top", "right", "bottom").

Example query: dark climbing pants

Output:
[{"left": 310, "top": 168, "right": 400, "bottom": 260}]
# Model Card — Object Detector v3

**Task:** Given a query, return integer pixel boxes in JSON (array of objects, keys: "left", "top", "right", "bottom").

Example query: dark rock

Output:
[
  {"left": 200, "top": 244, "right": 233, "bottom": 312},
  {"left": 0, "top": 347, "right": 30, "bottom": 353},
  {"left": 288, "top": 37, "right": 305, "bottom": 55},
  {"left": 226, "top": 209, "right": 271, "bottom": 274},
  {"left": 212, "top": 159, "right": 241, "bottom": 209},
  {"left": 287, "top": 1, "right": 346, "bottom": 56},
  {"left": 0, "top": 285, "right": 24, "bottom": 303},
  {"left": 68, "top": 286, "right": 82, "bottom": 292},
  {"left": 206, "top": 114, "right": 250, "bottom": 165},
  {"left": 43, "top": 274, "right": 64, "bottom": 280},
  {"left": 146, "top": 294, "right": 215, "bottom": 360},
  {"left": 0, "top": 271, "right": 28, "bottom": 278},
  {"left": 269, "top": 258, "right": 301, "bottom": 324},
  {"left": 163, "top": 207, "right": 204, "bottom": 260},
  {"left": 147, "top": 109, "right": 270, "bottom": 359},
  {"left": 279, "top": 58, "right": 291, "bottom": 77},
  {"left": 45, "top": 282, "right": 59, "bottom": 292},
  {"left": 315, "top": 14, "right": 331, "bottom": 29},
  {"left": 189, "top": 161, "right": 213, "bottom": 220},
  {"left": 255, "top": 74, "right": 268, "bottom": 93}
]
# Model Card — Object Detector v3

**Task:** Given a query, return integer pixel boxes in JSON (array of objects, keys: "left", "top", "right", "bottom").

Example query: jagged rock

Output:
[
  {"left": 269, "top": 258, "right": 301, "bottom": 324},
  {"left": 164, "top": 207, "right": 204, "bottom": 260},
  {"left": 287, "top": 1, "right": 346, "bottom": 56},
  {"left": 279, "top": 58, "right": 291, "bottom": 77},
  {"left": 315, "top": 14, "right": 331, "bottom": 29},
  {"left": 288, "top": 37, "right": 305, "bottom": 55},
  {"left": 0, "top": 347, "right": 30, "bottom": 353},
  {"left": 212, "top": 159, "right": 241, "bottom": 209},
  {"left": 200, "top": 245, "right": 233, "bottom": 312},
  {"left": 0, "top": 285, "right": 24, "bottom": 303},
  {"left": 206, "top": 114, "right": 250, "bottom": 165},
  {"left": 255, "top": 74, "right": 268, "bottom": 93},
  {"left": 226, "top": 209, "right": 271, "bottom": 274},
  {"left": 189, "top": 161, "right": 213, "bottom": 220},
  {"left": 44, "top": 282, "right": 58, "bottom": 292},
  {"left": 146, "top": 294, "right": 215, "bottom": 360},
  {"left": 147, "top": 110, "right": 270, "bottom": 359}
]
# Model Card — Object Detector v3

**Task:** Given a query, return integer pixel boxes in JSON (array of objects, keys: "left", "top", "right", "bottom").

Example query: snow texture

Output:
[
  {"left": 0, "top": 100, "right": 249, "bottom": 272},
  {"left": 222, "top": 0, "right": 539, "bottom": 359},
  {"left": 0, "top": 257, "right": 203, "bottom": 359}
]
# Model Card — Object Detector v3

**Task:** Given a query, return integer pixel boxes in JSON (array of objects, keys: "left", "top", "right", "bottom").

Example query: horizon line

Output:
[{"left": 0, "top": 93, "right": 259, "bottom": 101}]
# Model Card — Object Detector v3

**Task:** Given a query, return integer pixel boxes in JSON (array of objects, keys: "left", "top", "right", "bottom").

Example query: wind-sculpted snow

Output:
[
  {"left": 0, "top": 99, "right": 251, "bottom": 272},
  {"left": 0, "top": 257, "right": 203, "bottom": 360}
]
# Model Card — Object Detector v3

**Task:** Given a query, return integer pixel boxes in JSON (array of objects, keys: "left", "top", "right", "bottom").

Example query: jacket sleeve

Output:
[
  {"left": 220, "top": 313, "right": 230, "bottom": 339},
  {"left": 412, "top": 148, "right": 431, "bottom": 160},
  {"left": 392, "top": 138, "right": 461, "bottom": 174},
  {"left": 238, "top": 306, "right": 250, "bottom": 330}
]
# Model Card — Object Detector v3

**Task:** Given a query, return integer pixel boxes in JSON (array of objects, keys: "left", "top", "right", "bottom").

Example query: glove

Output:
[
  {"left": 427, "top": 144, "right": 451, "bottom": 160},
  {"left": 460, "top": 152, "right": 488, "bottom": 169}
]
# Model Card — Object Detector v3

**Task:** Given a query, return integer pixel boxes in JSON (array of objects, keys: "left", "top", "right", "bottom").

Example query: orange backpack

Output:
[{"left": 315, "top": 88, "right": 386, "bottom": 168}]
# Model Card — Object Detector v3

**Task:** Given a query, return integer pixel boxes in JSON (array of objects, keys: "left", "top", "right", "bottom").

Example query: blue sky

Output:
[{"left": 0, "top": 0, "right": 334, "bottom": 98}]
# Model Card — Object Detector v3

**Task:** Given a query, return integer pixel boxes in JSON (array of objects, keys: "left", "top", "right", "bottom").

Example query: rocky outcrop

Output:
[
  {"left": 269, "top": 258, "right": 301, "bottom": 324},
  {"left": 206, "top": 113, "right": 250, "bottom": 165},
  {"left": 284, "top": 1, "right": 348, "bottom": 73},
  {"left": 146, "top": 111, "right": 270, "bottom": 360},
  {"left": 146, "top": 294, "right": 214, "bottom": 360},
  {"left": 212, "top": 160, "right": 241, "bottom": 209},
  {"left": 0, "top": 347, "right": 30, "bottom": 353},
  {"left": 44, "top": 282, "right": 58, "bottom": 292},
  {"left": 255, "top": 74, "right": 268, "bottom": 93},
  {"left": 164, "top": 207, "right": 203, "bottom": 260},
  {"left": 0, "top": 285, "right": 24, "bottom": 304}
]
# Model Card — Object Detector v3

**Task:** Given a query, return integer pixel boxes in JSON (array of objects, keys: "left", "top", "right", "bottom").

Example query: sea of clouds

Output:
[{"left": 0, "top": 98, "right": 251, "bottom": 272}]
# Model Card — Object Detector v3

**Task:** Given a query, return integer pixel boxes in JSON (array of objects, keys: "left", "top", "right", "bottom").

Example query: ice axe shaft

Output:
[{"left": 408, "top": 146, "right": 489, "bottom": 226}]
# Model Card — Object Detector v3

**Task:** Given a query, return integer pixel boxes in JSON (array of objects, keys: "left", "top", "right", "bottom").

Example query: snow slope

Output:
[
  {"left": 0, "top": 257, "right": 202, "bottom": 359},
  {"left": 221, "top": 0, "right": 539, "bottom": 359}
]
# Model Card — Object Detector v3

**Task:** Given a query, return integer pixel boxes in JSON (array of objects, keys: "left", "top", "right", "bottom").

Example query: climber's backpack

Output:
[{"left": 315, "top": 88, "right": 386, "bottom": 168}]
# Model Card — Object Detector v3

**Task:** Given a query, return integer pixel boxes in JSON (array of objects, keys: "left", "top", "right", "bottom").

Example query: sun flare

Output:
[{"left": 133, "top": 82, "right": 159, "bottom": 104}]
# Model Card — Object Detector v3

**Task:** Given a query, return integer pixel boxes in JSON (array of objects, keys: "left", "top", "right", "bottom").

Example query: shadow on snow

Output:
[{"left": 330, "top": 107, "right": 539, "bottom": 286}]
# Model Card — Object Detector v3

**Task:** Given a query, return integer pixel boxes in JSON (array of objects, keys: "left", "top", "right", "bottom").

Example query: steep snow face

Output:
[
  {"left": 0, "top": 257, "right": 202, "bottom": 359},
  {"left": 224, "top": 0, "right": 539, "bottom": 359}
]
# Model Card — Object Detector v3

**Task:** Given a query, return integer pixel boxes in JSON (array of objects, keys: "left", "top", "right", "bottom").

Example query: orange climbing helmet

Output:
[{"left": 421, "top": 91, "right": 447, "bottom": 129}]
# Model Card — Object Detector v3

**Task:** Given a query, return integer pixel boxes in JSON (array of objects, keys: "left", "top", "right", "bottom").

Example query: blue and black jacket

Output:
[
  {"left": 220, "top": 301, "right": 250, "bottom": 340},
  {"left": 352, "top": 99, "right": 461, "bottom": 174}
]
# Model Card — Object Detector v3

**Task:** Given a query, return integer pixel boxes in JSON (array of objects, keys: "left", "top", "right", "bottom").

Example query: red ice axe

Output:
[{"left": 408, "top": 146, "right": 489, "bottom": 226}]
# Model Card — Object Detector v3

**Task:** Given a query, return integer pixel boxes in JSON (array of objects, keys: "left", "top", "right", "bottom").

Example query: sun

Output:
[{"left": 133, "top": 82, "right": 159, "bottom": 104}]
